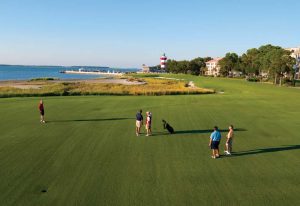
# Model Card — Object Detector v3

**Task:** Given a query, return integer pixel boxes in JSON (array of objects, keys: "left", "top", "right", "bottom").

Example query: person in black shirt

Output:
[{"left": 136, "top": 110, "right": 143, "bottom": 136}]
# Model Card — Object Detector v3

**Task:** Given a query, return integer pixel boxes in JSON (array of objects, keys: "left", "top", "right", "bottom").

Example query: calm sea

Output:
[{"left": 0, "top": 65, "right": 139, "bottom": 81}]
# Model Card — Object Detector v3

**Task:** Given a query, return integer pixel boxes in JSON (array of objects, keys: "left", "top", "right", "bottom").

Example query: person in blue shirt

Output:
[
  {"left": 209, "top": 126, "right": 222, "bottom": 159},
  {"left": 135, "top": 109, "right": 143, "bottom": 136}
]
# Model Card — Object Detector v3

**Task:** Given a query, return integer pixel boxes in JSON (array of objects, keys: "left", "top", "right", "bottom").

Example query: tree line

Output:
[
  {"left": 219, "top": 45, "right": 296, "bottom": 84},
  {"left": 164, "top": 44, "right": 297, "bottom": 85},
  {"left": 165, "top": 57, "right": 212, "bottom": 75}
]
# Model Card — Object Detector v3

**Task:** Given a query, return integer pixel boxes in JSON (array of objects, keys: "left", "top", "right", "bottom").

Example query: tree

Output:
[
  {"left": 165, "top": 44, "right": 295, "bottom": 83},
  {"left": 165, "top": 57, "right": 212, "bottom": 75},
  {"left": 240, "top": 48, "right": 260, "bottom": 75},
  {"left": 238, "top": 44, "right": 295, "bottom": 84},
  {"left": 189, "top": 57, "right": 208, "bottom": 75},
  {"left": 267, "top": 50, "right": 295, "bottom": 85},
  {"left": 219, "top": 53, "right": 239, "bottom": 76},
  {"left": 255, "top": 45, "right": 295, "bottom": 84}
]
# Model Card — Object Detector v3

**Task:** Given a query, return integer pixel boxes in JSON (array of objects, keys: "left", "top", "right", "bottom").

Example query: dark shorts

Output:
[
  {"left": 211, "top": 141, "right": 220, "bottom": 149},
  {"left": 40, "top": 110, "right": 44, "bottom": 115},
  {"left": 227, "top": 138, "right": 233, "bottom": 147}
]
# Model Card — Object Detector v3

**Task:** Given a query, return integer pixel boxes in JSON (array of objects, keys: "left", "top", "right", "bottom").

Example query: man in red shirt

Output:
[{"left": 39, "top": 100, "right": 45, "bottom": 123}]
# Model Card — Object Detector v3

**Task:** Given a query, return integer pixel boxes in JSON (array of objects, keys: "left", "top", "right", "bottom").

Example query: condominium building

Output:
[
  {"left": 286, "top": 46, "right": 300, "bottom": 60},
  {"left": 205, "top": 58, "right": 223, "bottom": 76},
  {"left": 286, "top": 46, "right": 300, "bottom": 79}
]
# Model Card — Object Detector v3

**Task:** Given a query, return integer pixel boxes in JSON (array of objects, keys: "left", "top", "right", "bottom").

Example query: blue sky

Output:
[{"left": 0, "top": 0, "right": 299, "bottom": 67}]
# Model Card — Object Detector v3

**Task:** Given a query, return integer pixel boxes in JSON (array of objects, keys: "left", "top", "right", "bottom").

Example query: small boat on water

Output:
[{"left": 60, "top": 68, "right": 124, "bottom": 76}]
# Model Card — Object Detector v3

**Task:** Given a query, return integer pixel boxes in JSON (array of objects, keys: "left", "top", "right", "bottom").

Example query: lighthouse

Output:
[{"left": 160, "top": 53, "right": 167, "bottom": 70}]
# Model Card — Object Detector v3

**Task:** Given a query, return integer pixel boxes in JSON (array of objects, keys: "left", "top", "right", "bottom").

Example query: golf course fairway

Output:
[{"left": 0, "top": 76, "right": 299, "bottom": 206}]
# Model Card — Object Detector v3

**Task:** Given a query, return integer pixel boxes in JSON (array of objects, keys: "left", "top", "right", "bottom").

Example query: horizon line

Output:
[{"left": 0, "top": 63, "right": 140, "bottom": 69}]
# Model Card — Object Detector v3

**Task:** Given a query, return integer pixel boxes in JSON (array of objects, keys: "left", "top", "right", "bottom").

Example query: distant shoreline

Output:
[
  {"left": 0, "top": 64, "right": 110, "bottom": 68},
  {"left": 0, "top": 65, "right": 140, "bottom": 81}
]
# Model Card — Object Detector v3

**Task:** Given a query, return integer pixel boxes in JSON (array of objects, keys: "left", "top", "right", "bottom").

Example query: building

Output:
[
  {"left": 142, "top": 64, "right": 161, "bottom": 73},
  {"left": 160, "top": 53, "right": 167, "bottom": 70},
  {"left": 286, "top": 46, "right": 300, "bottom": 60},
  {"left": 142, "top": 54, "right": 167, "bottom": 73},
  {"left": 286, "top": 46, "right": 300, "bottom": 79},
  {"left": 205, "top": 58, "right": 223, "bottom": 76}
]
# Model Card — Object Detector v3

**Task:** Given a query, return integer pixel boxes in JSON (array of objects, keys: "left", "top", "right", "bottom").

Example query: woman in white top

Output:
[{"left": 145, "top": 112, "right": 152, "bottom": 136}]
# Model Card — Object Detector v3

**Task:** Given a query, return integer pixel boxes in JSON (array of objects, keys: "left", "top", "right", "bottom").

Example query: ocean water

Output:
[{"left": 0, "top": 65, "right": 139, "bottom": 81}]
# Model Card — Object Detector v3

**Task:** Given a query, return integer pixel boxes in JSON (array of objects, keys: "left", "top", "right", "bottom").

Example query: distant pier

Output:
[{"left": 61, "top": 68, "right": 124, "bottom": 76}]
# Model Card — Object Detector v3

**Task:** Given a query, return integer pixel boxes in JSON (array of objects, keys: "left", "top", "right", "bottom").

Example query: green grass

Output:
[{"left": 0, "top": 75, "right": 299, "bottom": 206}]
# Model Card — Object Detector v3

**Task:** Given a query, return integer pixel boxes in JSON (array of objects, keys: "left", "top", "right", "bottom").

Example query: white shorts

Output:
[{"left": 136, "top": 120, "right": 142, "bottom": 128}]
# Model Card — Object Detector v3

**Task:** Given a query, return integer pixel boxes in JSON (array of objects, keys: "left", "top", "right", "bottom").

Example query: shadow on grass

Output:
[
  {"left": 174, "top": 128, "right": 247, "bottom": 135},
  {"left": 48, "top": 117, "right": 134, "bottom": 123},
  {"left": 232, "top": 145, "right": 300, "bottom": 157},
  {"left": 150, "top": 128, "right": 247, "bottom": 136}
]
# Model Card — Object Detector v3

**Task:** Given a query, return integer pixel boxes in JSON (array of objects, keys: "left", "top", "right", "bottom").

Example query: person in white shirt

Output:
[
  {"left": 145, "top": 112, "right": 152, "bottom": 136},
  {"left": 225, "top": 125, "right": 234, "bottom": 155}
]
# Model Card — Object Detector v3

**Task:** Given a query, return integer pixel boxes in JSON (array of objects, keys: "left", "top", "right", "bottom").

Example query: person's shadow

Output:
[
  {"left": 231, "top": 145, "right": 300, "bottom": 157},
  {"left": 174, "top": 128, "right": 247, "bottom": 135},
  {"left": 152, "top": 128, "right": 247, "bottom": 136},
  {"left": 48, "top": 117, "right": 134, "bottom": 123}
]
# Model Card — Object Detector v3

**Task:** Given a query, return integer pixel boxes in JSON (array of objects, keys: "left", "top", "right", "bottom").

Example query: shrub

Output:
[
  {"left": 246, "top": 77, "right": 259, "bottom": 82},
  {"left": 29, "top": 77, "right": 57, "bottom": 81},
  {"left": 282, "top": 78, "right": 293, "bottom": 86}
]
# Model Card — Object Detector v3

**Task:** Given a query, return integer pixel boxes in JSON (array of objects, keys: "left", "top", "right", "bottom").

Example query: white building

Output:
[
  {"left": 286, "top": 46, "right": 300, "bottom": 60},
  {"left": 205, "top": 58, "right": 223, "bottom": 76},
  {"left": 142, "top": 64, "right": 162, "bottom": 73},
  {"left": 286, "top": 46, "right": 300, "bottom": 79}
]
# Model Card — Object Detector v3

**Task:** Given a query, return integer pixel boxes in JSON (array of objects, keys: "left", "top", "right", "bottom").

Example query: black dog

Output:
[{"left": 162, "top": 119, "right": 175, "bottom": 134}]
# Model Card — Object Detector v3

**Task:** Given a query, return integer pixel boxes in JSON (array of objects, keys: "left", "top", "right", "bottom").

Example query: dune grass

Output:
[
  {"left": 0, "top": 78, "right": 214, "bottom": 97},
  {"left": 29, "top": 78, "right": 57, "bottom": 81},
  {"left": 0, "top": 75, "right": 299, "bottom": 205}
]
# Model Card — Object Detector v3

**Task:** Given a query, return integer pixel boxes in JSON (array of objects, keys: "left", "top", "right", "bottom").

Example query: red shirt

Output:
[
  {"left": 39, "top": 103, "right": 44, "bottom": 111},
  {"left": 146, "top": 116, "right": 152, "bottom": 125}
]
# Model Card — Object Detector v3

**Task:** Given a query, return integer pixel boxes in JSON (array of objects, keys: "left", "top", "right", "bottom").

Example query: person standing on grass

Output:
[
  {"left": 38, "top": 100, "right": 45, "bottom": 123},
  {"left": 136, "top": 109, "right": 143, "bottom": 136},
  {"left": 145, "top": 111, "right": 152, "bottom": 136},
  {"left": 225, "top": 125, "right": 234, "bottom": 155},
  {"left": 209, "top": 126, "right": 221, "bottom": 159}
]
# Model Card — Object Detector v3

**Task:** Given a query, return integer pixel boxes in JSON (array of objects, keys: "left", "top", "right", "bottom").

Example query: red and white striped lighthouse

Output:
[{"left": 160, "top": 53, "right": 167, "bottom": 70}]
